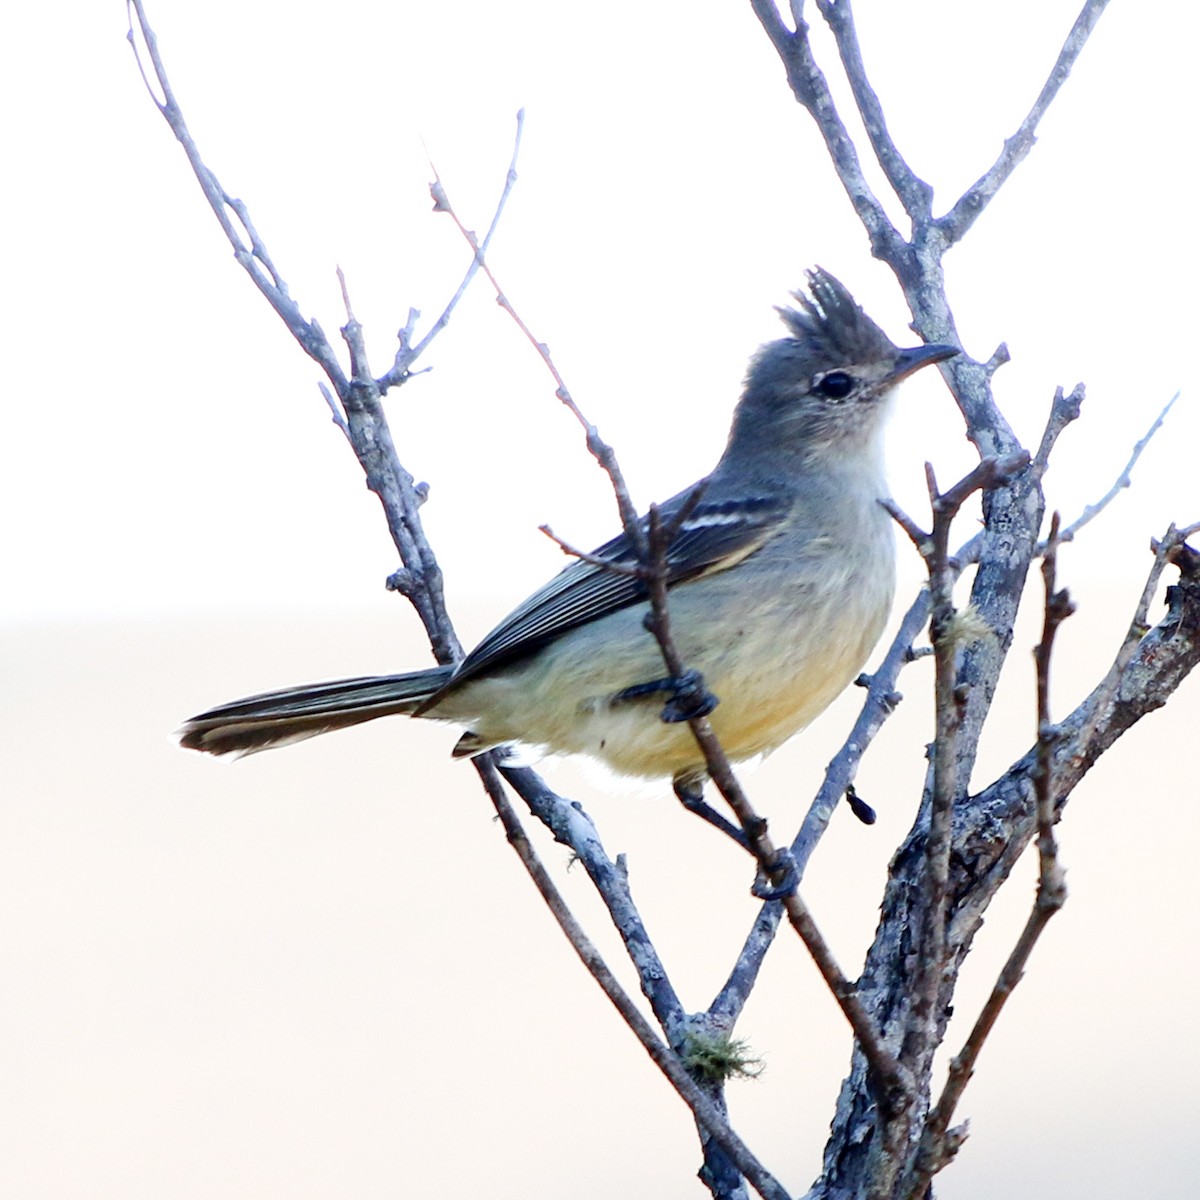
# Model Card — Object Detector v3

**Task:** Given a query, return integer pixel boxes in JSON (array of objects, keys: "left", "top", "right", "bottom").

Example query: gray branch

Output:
[
  {"left": 746, "top": 3, "right": 1197, "bottom": 1198},
  {"left": 936, "top": 0, "right": 1115, "bottom": 246},
  {"left": 815, "top": 0, "right": 934, "bottom": 223},
  {"left": 815, "top": 543, "right": 1200, "bottom": 1200},
  {"left": 133, "top": 1, "right": 1193, "bottom": 1197}
]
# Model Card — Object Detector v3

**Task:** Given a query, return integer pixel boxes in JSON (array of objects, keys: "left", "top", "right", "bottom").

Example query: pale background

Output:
[{"left": 2, "top": 1, "right": 1198, "bottom": 1197}]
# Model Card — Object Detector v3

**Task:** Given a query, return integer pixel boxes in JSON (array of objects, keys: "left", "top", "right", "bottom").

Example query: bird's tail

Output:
[{"left": 177, "top": 667, "right": 454, "bottom": 758}]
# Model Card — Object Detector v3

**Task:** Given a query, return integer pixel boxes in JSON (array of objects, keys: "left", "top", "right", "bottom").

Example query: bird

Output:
[{"left": 180, "top": 269, "right": 956, "bottom": 816}]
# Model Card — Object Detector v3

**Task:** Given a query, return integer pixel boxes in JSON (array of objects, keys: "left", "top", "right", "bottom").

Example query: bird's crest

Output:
[{"left": 776, "top": 268, "right": 895, "bottom": 365}]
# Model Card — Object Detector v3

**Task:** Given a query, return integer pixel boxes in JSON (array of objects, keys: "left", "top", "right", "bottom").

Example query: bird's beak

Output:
[{"left": 889, "top": 343, "right": 958, "bottom": 385}]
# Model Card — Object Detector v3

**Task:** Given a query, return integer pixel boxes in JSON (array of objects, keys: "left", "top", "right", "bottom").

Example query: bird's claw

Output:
[
  {"left": 751, "top": 848, "right": 800, "bottom": 902},
  {"left": 661, "top": 669, "right": 718, "bottom": 723}
]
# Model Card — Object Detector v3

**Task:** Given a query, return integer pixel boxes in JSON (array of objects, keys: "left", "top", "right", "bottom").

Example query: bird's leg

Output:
[
  {"left": 674, "top": 771, "right": 800, "bottom": 901},
  {"left": 672, "top": 771, "right": 749, "bottom": 849},
  {"left": 610, "top": 678, "right": 677, "bottom": 703},
  {"left": 610, "top": 669, "right": 718, "bottom": 722}
]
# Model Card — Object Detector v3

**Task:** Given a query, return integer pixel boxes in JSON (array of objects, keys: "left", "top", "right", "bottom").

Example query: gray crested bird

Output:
[{"left": 180, "top": 269, "right": 956, "bottom": 810}]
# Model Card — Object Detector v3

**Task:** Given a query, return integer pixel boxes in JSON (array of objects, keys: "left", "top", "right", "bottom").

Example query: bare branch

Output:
[
  {"left": 909, "top": 478, "right": 979, "bottom": 1067},
  {"left": 947, "top": 522, "right": 1200, "bottom": 957},
  {"left": 822, "top": 530, "right": 1200, "bottom": 1198},
  {"left": 880, "top": 497, "right": 931, "bottom": 554},
  {"left": 1032, "top": 384, "right": 1086, "bottom": 476},
  {"left": 126, "top": 0, "right": 350, "bottom": 393},
  {"left": 1067, "top": 521, "right": 1200, "bottom": 763},
  {"left": 885, "top": 453, "right": 1029, "bottom": 572},
  {"left": 500, "top": 766, "right": 688, "bottom": 1034},
  {"left": 928, "top": 445, "right": 1042, "bottom": 815},
  {"left": 815, "top": 0, "right": 933, "bottom": 221},
  {"left": 710, "top": 587, "right": 932, "bottom": 1025},
  {"left": 317, "top": 381, "right": 350, "bottom": 439},
  {"left": 850, "top": 448, "right": 1032, "bottom": 1171},
  {"left": 635, "top": 507, "right": 912, "bottom": 1111},
  {"left": 427, "top": 171, "right": 646, "bottom": 549},
  {"left": 336, "top": 266, "right": 373, "bottom": 381},
  {"left": 474, "top": 760, "right": 793, "bottom": 1200},
  {"left": 937, "top": 0, "right": 1114, "bottom": 245},
  {"left": 378, "top": 111, "right": 527, "bottom": 389},
  {"left": 501, "top": 761, "right": 784, "bottom": 1200},
  {"left": 935, "top": 453, "right": 1031, "bottom": 518},
  {"left": 747, "top": 0, "right": 908, "bottom": 265},
  {"left": 904, "top": 517, "right": 1074, "bottom": 1196},
  {"left": 982, "top": 343, "right": 1011, "bottom": 380},
  {"left": 127, "top": 0, "right": 468, "bottom": 659},
  {"left": 537, "top": 524, "right": 642, "bottom": 576},
  {"left": 1055, "top": 392, "right": 1179, "bottom": 545}
]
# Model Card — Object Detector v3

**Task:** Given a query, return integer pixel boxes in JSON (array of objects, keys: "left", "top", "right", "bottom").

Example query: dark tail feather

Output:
[{"left": 177, "top": 667, "right": 454, "bottom": 757}]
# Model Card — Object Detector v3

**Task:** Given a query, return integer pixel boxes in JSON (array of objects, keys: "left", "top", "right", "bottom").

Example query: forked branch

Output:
[
  {"left": 901, "top": 516, "right": 1074, "bottom": 1197},
  {"left": 432, "top": 169, "right": 911, "bottom": 1107}
]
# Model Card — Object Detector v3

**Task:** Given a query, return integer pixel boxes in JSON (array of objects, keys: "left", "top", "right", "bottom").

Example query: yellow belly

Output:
[{"left": 431, "top": 545, "right": 894, "bottom": 780}]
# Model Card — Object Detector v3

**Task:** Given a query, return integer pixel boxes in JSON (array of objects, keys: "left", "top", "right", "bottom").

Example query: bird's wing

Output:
[{"left": 440, "top": 490, "right": 791, "bottom": 692}]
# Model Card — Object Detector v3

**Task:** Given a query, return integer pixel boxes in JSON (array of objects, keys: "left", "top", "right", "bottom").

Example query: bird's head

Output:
[{"left": 724, "top": 269, "right": 957, "bottom": 473}]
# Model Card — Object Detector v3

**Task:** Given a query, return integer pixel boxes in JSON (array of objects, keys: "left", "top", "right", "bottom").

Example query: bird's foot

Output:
[
  {"left": 674, "top": 773, "right": 800, "bottom": 900},
  {"left": 611, "top": 669, "right": 718, "bottom": 722},
  {"left": 751, "top": 848, "right": 800, "bottom": 902},
  {"left": 660, "top": 669, "right": 718, "bottom": 723}
]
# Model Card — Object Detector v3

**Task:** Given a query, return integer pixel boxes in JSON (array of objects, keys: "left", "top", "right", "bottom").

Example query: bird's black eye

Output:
[{"left": 814, "top": 370, "right": 854, "bottom": 400}]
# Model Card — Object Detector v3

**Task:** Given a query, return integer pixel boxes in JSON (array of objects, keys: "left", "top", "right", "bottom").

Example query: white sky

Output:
[
  {"left": 2, "top": 2, "right": 1198, "bottom": 1198},
  {"left": 2, "top": 0, "right": 1196, "bottom": 625}
]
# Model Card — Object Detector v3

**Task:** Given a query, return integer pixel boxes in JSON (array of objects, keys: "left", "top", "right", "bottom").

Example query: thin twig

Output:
[
  {"left": 317, "top": 381, "right": 350, "bottom": 438},
  {"left": 499, "top": 766, "right": 689, "bottom": 1036},
  {"left": 1032, "top": 518, "right": 1074, "bottom": 871},
  {"left": 1032, "top": 384, "right": 1086, "bottom": 475},
  {"left": 421, "top": 178, "right": 892, "bottom": 1110},
  {"left": 936, "top": 0, "right": 1114, "bottom": 245},
  {"left": 815, "top": 0, "right": 933, "bottom": 222},
  {"left": 427, "top": 171, "right": 645, "bottom": 547},
  {"left": 1070, "top": 521, "right": 1200, "bottom": 762},
  {"left": 637, "top": 506, "right": 911, "bottom": 1109},
  {"left": 890, "top": 454, "right": 1029, "bottom": 1075},
  {"left": 1054, "top": 392, "right": 1179, "bottom": 545},
  {"left": 127, "top": 0, "right": 460, "bottom": 658},
  {"left": 537, "top": 525, "right": 641, "bottom": 576},
  {"left": 378, "top": 111, "right": 527, "bottom": 389},
  {"left": 336, "top": 266, "right": 372, "bottom": 381},
  {"left": 126, "top": 0, "right": 349, "bottom": 392},
  {"left": 747, "top": 0, "right": 907, "bottom": 265},
  {"left": 421, "top": 171, "right": 809, "bottom": 1187},
  {"left": 879, "top": 498, "right": 931, "bottom": 554},
  {"left": 711, "top": 587, "right": 931, "bottom": 1023},
  {"left": 473, "top": 759, "right": 792, "bottom": 1200},
  {"left": 982, "top": 343, "right": 1011, "bottom": 380},
  {"left": 911, "top": 476, "right": 966, "bottom": 1048},
  {"left": 902, "top": 516, "right": 1074, "bottom": 1198},
  {"left": 947, "top": 521, "right": 1200, "bottom": 954}
]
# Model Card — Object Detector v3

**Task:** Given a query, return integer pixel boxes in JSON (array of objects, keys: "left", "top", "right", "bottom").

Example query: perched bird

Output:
[{"left": 180, "top": 270, "right": 955, "bottom": 811}]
